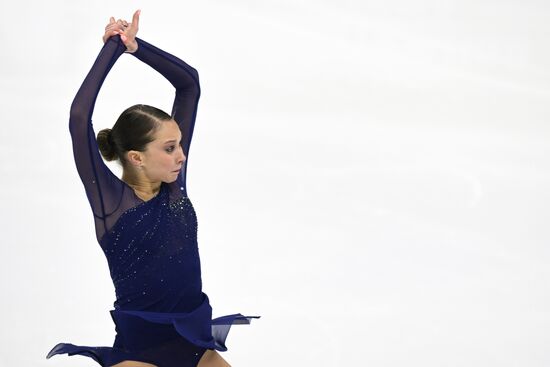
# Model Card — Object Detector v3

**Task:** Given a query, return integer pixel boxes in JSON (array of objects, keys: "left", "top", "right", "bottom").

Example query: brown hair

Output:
[{"left": 97, "top": 104, "right": 172, "bottom": 166}]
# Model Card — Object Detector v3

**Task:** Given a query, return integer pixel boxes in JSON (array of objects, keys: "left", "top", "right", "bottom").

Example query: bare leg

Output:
[{"left": 197, "top": 349, "right": 231, "bottom": 367}]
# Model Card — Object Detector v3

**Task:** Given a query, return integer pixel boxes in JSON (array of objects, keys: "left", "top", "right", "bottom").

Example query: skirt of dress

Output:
[{"left": 46, "top": 294, "right": 260, "bottom": 367}]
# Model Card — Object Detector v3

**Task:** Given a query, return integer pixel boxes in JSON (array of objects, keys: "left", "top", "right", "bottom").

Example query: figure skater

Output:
[{"left": 46, "top": 9, "right": 260, "bottom": 367}]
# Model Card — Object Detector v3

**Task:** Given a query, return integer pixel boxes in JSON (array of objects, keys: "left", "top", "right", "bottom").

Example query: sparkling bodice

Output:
[{"left": 100, "top": 183, "right": 204, "bottom": 312}]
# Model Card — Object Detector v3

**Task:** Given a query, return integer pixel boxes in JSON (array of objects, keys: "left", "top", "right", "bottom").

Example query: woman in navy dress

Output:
[{"left": 46, "top": 10, "right": 259, "bottom": 367}]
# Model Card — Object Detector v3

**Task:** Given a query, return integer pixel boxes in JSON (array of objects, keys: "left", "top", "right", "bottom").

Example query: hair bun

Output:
[
  {"left": 97, "top": 128, "right": 117, "bottom": 161},
  {"left": 106, "top": 129, "right": 114, "bottom": 144}
]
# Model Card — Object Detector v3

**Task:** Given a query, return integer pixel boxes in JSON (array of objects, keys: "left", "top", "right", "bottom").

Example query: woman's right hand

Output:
[{"left": 102, "top": 16, "right": 125, "bottom": 43}]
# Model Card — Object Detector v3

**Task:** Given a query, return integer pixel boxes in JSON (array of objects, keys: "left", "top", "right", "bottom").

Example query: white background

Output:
[{"left": 1, "top": 0, "right": 549, "bottom": 366}]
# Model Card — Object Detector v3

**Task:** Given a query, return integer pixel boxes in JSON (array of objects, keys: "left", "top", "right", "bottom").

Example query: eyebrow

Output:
[{"left": 164, "top": 137, "right": 182, "bottom": 144}]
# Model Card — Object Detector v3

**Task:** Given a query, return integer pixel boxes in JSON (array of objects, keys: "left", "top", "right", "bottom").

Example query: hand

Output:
[{"left": 102, "top": 9, "right": 140, "bottom": 53}]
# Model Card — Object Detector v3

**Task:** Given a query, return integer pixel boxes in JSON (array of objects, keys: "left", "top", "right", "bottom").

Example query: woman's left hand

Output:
[{"left": 110, "top": 9, "right": 141, "bottom": 53}]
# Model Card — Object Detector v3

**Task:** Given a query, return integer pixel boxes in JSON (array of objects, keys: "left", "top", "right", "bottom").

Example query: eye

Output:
[{"left": 165, "top": 145, "right": 175, "bottom": 153}]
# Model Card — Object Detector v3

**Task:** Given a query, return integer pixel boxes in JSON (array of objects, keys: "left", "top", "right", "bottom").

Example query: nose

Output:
[{"left": 178, "top": 145, "right": 186, "bottom": 164}]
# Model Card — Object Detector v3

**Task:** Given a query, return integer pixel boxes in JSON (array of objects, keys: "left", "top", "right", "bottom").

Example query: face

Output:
[{"left": 140, "top": 120, "right": 186, "bottom": 183}]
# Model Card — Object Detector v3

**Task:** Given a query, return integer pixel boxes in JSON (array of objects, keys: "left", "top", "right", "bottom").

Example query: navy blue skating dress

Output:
[{"left": 46, "top": 35, "right": 260, "bottom": 367}]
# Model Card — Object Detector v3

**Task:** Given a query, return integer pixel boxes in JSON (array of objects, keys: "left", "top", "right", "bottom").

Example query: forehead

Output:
[{"left": 153, "top": 120, "right": 181, "bottom": 141}]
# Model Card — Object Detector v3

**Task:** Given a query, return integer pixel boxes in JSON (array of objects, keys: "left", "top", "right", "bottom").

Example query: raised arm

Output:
[
  {"left": 129, "top": 36, "right": 201, "bottom": 192},
  {"left": 69, "top": 35, "right": 127, "bottom": 224}
]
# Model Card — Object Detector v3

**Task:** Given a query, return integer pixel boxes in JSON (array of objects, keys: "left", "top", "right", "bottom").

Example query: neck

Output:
[{"left": 122, "top": 169, "right": 162, "bottom": 199}]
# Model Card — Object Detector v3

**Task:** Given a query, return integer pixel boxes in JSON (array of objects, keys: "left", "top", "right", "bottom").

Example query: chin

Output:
[{"left": 166, "top": 175, "right": 179, "bottom": 183}]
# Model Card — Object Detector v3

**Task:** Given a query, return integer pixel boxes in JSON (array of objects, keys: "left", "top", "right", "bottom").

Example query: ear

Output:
[{"left": 126, "top": 150, "right": 144, "bottom": 168}]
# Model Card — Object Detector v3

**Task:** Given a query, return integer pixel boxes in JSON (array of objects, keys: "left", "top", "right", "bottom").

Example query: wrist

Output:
[{"left": 125, "top": 40, "right": 139, "bottom": 54}]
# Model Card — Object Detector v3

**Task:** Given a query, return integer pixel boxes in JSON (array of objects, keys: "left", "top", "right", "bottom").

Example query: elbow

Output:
[
  {"left": 69, "top": 99, "right": 87, "bottom": 121},
  {"left": 191, "top": 67, "right": 199, "bottom": 81},
  {"left": 68, "top": 107, "right": 88, "bottom": 136},
  {"left": 185, "top": 67, "right": 201, "bottom": 92},
  {"left": 190, "top": 69, "right": 201, "bottom": 96},
  {"left": 175, "top": 84, "right": 200, "bottom": 102},
  {"left": 176, "top": 75, "right": 200, "bottom": 98},
  {"left": 69, "top": 110, "right": 86, "bottom": 128}
]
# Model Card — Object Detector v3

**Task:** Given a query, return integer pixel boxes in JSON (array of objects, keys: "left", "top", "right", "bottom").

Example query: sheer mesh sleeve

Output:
[
  {"left": 69, "top": 35, "right": 200, "bottom": 243},
  {"left": 69, "top": 36, "right": 128, "bottom": 236},
  {"left": 130, "top": 37, "right": 201, "bottom": 197}
]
